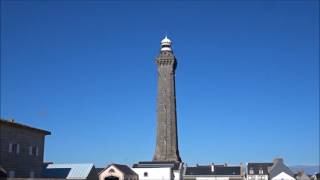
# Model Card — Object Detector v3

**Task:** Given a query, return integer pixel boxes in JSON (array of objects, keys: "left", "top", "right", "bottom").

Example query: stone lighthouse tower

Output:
[{"left": 153, "top": 36, "right": 182, "bottom": 162}]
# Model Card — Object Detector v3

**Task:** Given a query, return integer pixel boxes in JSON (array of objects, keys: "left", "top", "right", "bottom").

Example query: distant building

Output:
[
  {"left": 269, "top": 158, "right": 295, "bottom": 180},
  {"left": 312, "top": 173, "right": 320, "bottom": 180},
  {"left": 246, "top": 158, "right": 295, "bottom": 180},
  {"left": 98, "top": 164, "right": 138, "bottom": 180},
  {"left": 247, "top": 163, "right": 273, "bottom": 180},
  {"left": 295, "top": 171, "right": 312, "bottom": 180},
  {"left": 43, "top": 163, "right": 98, "bottom": 180},
  {"left": 0, "top": 118, "right": 51, "bottom": 178},
  {"left": 183, "top": 163, "right": 244, "bottom": 180},
  {"left": 132, "top": 161, "right": 183, "bottom": 180}
]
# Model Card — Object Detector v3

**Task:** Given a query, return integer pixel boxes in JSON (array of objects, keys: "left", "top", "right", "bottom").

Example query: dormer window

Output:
[{"left": 259, "top": 169, "right": 263, "bottom": 174}]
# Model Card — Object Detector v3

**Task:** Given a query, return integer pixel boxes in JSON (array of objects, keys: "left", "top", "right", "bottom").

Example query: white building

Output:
[
  {"left": 271, "top": 172, "right": 295, "bottom": 180},
  {"left": 98, "top": 164, "right": 138, "bottom": 180},
  {"left": 132, "top": 161, "right": 183, "bottom": 180},
  {"left": 132, "top": 167, "right": 172, "bottom": 180}
]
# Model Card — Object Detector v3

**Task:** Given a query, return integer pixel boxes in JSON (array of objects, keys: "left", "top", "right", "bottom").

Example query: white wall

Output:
[
  {"left": 173, "top": 171, "right": 181, "bottom": 180},
  {"left": 271, "top": 172, "right": 295, "bottom": 180},
  {"left": 196, "top": 177, "right": 229, "bottom": 180},
  {"left": 247, "top": 175, "right": 268, "bottom": 180},
  {"left": 99, "top": 165, "right": 124, "bottom": 180},
  {"left": 132, "top": 167, "right": 172, "bottom": 180}
]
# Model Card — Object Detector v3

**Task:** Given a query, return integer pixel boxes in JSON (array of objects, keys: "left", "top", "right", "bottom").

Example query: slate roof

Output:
[
  {"left": 0, "top": 118, "right": 51, "bottom": 135},
  {"left": 247, "top": 163, "right": 273, "bottom": 175},
  {"left": 269, "top": 159, "right": 294, "bottom": 179},
  {"left": 132, "top": 161, "right": 181, "bottom": 170},
  {"left": 111, "top": 164, "right": 137, "bottom": 176},
  {"left": 95, "top": 168, "right": 104, "bottom": 174},
  {"left": 43, "top": 163, "right": 94, "bottom": 179},
  {"left": 185, "top": 165, "right": 241, "bottom": 176}
]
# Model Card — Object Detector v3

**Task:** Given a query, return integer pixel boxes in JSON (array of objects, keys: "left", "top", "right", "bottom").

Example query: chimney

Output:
[
  {"left": 211, "top": 163, "right": 215, "bottom": 172},
  {"left": 273, "top": 158, "right": 283, "bottom": 164}
]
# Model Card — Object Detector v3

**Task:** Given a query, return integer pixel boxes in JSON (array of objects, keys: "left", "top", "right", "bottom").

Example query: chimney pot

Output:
[
  {"left": 273, "top": 158, "right": 283, "bottom": 164},
  {"left": 211, "top": 163, "right": 215, "bottom": 172}
]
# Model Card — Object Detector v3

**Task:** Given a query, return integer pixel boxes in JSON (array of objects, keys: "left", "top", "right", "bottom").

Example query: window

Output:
[
  {"left": 144, "top": 172, "right": 148, "bottom": 177},
  {"left": 9, "top": 143, "right": 19, "bottom": 154},
  {"left": 259, "top": 169, "right": 263, "bottom": 174},
  {"left": 249, "top": 169, "right": 254, "bottom": 174},
  {"left": 9, "top": 170, "right": 15, "bottom": 178},
  {"left": 30, "top": 171, "right": 35, "bottom": 178},
  {"left": 29, "top": 146, "right": 39, "bottom": 156}
]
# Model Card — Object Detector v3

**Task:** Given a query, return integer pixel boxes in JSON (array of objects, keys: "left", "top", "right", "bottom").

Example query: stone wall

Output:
[{"left": 0, "top": 123, "right": 46, "bottom": 178}]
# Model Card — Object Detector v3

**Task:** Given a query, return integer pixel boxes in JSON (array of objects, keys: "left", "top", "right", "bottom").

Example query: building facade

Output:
[
  {"left": 0, "top": 118, "right": 51, "bottom": 178},
  {"left": 247, "top": 163, "right": 273, "bottom": 180},
  {"left": 183, "top": 164, "right": 244, "bottom": 180},
  {"left": 132, "top": 161, "right": 183, "bottom": 180},
  {"left": 269, "top": 158, "right": 295, "bottom": 180},
  {"left": 98, "top": 164, "right": 138, "bottom": 180}
]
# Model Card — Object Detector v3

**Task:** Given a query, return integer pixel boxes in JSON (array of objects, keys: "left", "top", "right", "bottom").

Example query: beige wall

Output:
[
  {"left": 99, "top": 165, "right": 137, "bottom": 180},
  {"left": 99, "top": 165, "right": 124, "bottom": 180}
]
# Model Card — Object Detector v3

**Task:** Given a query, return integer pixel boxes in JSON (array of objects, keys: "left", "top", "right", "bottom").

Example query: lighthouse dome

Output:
[
  {"left": 161, "top": 36, "right": 172, "bottom": 51},
  {"left": 161, "top": 36, "right": 171, "bottom": 44}
]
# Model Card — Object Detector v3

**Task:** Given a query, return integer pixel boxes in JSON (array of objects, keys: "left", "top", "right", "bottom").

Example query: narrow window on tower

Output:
[
  {"left": 29, "top": 145, "right": 38, "bottom": 156},
  {"left": 9, "top": 143, "right": 19, "bottom": 154},
  {"left": 259, "top": 169, "right": 263, "bottom": 174}
]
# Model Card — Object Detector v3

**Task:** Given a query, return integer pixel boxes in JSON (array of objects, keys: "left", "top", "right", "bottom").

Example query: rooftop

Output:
[
  {"left": 43, "top": 163, "right": 94, "bottom": 179},
  {"left": 247, "top": 163, "right": 273, "bottom": 175},
  {"left": 185, "top": 165, "right": 241, "bottom": 176},
  {"left": 132, "top": 161, "right": 182, "bottom": 170},
  {"left": 0, "top": 118, "right": 51, "bottom": 135},
  {"left": 100, "top": 164, "right": 137, "bottom": 176}
]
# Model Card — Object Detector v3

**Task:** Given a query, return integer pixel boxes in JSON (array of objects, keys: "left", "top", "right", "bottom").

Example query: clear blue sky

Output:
[{"left": 1, "top": 1, "right": 319, "bottom": 167}]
